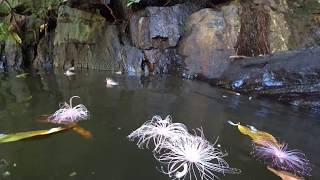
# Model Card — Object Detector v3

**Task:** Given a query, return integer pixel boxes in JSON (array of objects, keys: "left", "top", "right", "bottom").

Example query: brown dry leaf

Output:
[
  {"left": 267, "top": 166, "right": 303, "bottom": 180},
  {"left": 71, "top": 125, "right": 92, "bottom": 139}
]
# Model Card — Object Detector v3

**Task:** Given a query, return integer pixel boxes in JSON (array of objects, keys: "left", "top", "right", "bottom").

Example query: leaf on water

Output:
[
  {"left": 72, "top": 125, "right": 92, "bottom": 139},
  {"left": 228, "top": 121, "right": 278, "bottom": 146},
  {"left": 0, "top": 126, "right": 72, "bottom": 143},
  {"left": 16, "top": 73, "right": 29, "bottom": 79},
  {"left": 38, "top": 115, "right": 92, "bottom": 139},
  {"left": 267, "top": 166, "right": 303, "bottom": 180}
]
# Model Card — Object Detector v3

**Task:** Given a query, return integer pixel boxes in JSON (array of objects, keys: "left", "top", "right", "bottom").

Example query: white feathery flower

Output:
[
  {"left": 48, "top": 96, "right": 89, "bottom": 124},
  {"left": 128, "top": 115, "right": 189, "bottom": 151},
  {"left": 155, "top": 129, "right": 241, "bottom": 180}
]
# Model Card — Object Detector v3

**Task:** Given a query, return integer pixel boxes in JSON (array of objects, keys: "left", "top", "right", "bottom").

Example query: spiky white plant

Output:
[
  {"left": 48, "top": 96, "right": 89, "bottom": 124},
  {"left": 155, "top": 129, "right": 241, "bottom": 180},
  {"left": 128, "top": 115, "right": 189, "bottom": 151},
  {"left": 253, "top": 143, "right": 311, "bottom": 177}
]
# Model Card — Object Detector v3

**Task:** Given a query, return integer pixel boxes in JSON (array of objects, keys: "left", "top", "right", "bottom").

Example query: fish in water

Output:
[{"left": 48, "top": 96, "right": 89, "bottom": 124}]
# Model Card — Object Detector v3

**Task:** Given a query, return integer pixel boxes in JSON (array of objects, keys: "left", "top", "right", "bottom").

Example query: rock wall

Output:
[
  {"left": 3, "top": 0, "right": 319, "bottom": 74},
  {"left": 2, "top": 0, "right": 320, "bottom": 108}
]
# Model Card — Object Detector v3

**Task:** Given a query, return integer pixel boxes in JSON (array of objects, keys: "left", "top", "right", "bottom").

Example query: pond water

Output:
[{"left": 0, "top": 70, "right": 319, "bottom": 180}]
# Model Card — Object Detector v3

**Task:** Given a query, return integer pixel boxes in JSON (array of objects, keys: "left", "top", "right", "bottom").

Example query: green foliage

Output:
[
  {"left": 32, "top": 0, "right": 64, "bottom": 19},
  {"left": 0, "top": 22, "right": 14, "bottom": 42},
  {"left": 0, "top": 0, "right": 65, "bottom": 44},
  {"left": 0, "top": 2, "right": 10, "bottom": 16},
  {"left": 127, "top": 0, "right": 141, "bottom": 7}
]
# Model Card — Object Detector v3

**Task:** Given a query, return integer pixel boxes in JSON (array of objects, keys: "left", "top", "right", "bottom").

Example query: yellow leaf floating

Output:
[
  {"left": 0, "top": 126, "right": 72, "bottom": 143},
  {"left": 228, "top": 121, "right": 279, "bottom": 146}
]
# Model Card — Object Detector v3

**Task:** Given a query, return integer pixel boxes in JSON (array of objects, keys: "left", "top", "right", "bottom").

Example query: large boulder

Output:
[
  {"left": 130, "top": 4, "right": 197, "bottom": 49},
  {"left": 129, "top": 3, "right": 200, "bottom": 74},
  {"left": 52, "top": 6, "right": 122, "bottom": 70},
  {"left": 253, "top": 0, "right": 320, "bottom": 52},
  {"left": 178, "top": 4, "right": 240, "bottom": 79},
  {"left": 211, "top": 46, "right": 320, "bottom": 110}
]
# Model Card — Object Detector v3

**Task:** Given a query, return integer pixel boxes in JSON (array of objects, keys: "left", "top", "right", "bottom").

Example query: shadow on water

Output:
[{"left": 0, "top": 70, "right": 319, "bottom": 180}]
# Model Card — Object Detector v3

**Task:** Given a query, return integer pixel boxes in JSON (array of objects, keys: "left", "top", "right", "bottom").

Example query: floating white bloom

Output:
[
  {"left": 128, "top": 115, "right": 189, "bottom": 151},
  {"left": 253, "top": 143, "right": 311, "bottom": 177},
  {"left": 64, "top": 67, "right": 75, "bottom": 76},
  {"left": 105, "top": 78, "right": 119, "bottom": 88},
  {"left": 48, "top": 96, "right": 89, "bottom": 124},
  {"left": 155, "top": 130, "right": 241, "bottom": 180}
]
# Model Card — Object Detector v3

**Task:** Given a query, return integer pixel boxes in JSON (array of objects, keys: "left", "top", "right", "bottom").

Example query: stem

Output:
[
  {"left": 228, "top": 120, "right": 240, "bottom": 126},
  {"left": 175, "top": 163, "right": 188, "bottom": 179},
  {"left": 69, "top": 96, "right": 80, "bottom": 107}
]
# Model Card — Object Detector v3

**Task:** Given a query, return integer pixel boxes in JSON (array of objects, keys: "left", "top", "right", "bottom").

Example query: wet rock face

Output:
[
  {"left": 129, "top": 3, "right": 199, "bottom": 74},
  {"left": 144, "top": 48, "right": 182, "bottom": 73},
  {"left": 130, "top": 4, "right": 195, "bottom": 49},
  {"left": 1, "top": 41, "right": 23, "bottom": 70},
  {"left": 53, "top": 5, "right": 118, "bottom": 70},
  {"left": 235, "top": 3, "right": 270, "bottom": 56},
  {"left": 178, "top": 5, "right": 240, "bottom": 79},
  {"left": 32, "top": 5, "right": 144, "bottom": 74},
  {"left": 211, "top": 46, "right": 320, "bottom": 109},
  {"left": 33, "top": 32, "right": 55, "bottom": 70}
]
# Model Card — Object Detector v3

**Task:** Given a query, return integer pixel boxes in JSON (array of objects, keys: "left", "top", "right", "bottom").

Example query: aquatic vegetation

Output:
[
  {"left": 155, "top": 129, "right": 241, "bottom": 180},
  {"left": 48, "top": 96, "right": 89, "bottom": 124},
  {"left": 253, "top": 143, "right": 311, "bottom": 177},
  {"left": 128, "top": 115, "right": 189, "bottom": 151}
]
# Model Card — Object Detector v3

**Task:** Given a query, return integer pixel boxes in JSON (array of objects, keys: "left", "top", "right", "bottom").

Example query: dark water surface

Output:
[{"left": 0, "top": 70, "right": 319, "bottom": 180}]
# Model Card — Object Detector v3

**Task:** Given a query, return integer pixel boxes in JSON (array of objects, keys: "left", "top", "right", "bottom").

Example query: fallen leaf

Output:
[
  {"left": 0, "top": 126, "right": 72, "bottom": 143},
  {"left": 38, "top": 116, "right": 92, "bottom": 139},
  {"left": 72, "top": 125, "right": 92, "bottom": 139},
  {"left": 267, "top": 166, "right": 303, "bottom": 180},
  {"left": 228, "top": 121, "right": 279, "bottom": 146}
]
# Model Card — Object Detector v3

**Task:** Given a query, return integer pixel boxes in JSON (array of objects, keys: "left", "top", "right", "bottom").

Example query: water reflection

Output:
[{"left": 0, "top": 70, "right": 318, "bottom": 180}]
